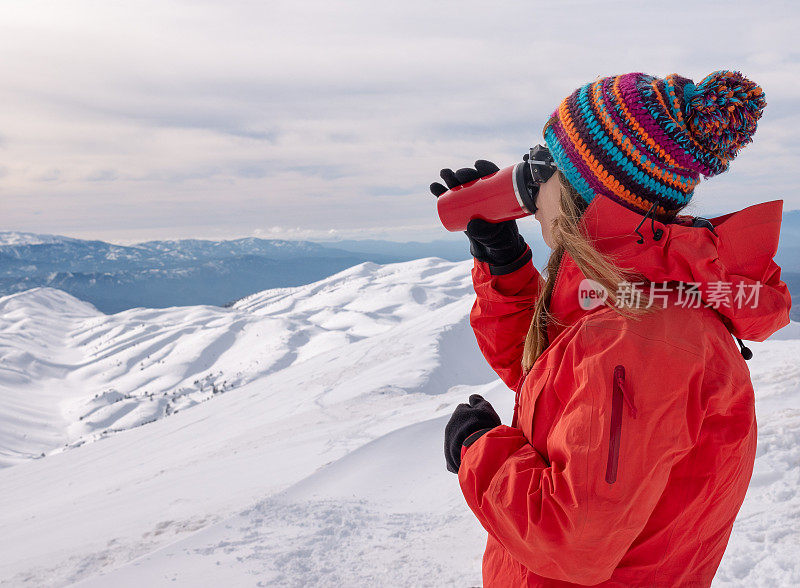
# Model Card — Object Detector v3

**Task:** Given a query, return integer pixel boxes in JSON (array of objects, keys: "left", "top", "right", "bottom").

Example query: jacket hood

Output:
[{"left": 548, "top": 196, "right": 792, "bottom": 343}]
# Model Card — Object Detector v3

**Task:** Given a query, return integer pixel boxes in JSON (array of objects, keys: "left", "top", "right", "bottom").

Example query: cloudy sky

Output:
[{"left": 1, "top": 0, "right": 798, "bottom": 243}]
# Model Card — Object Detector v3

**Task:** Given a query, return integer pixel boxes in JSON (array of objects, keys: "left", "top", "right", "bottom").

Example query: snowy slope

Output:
[
  {"left": 0, "top": 259, "right": 481, "bottom": 467},
  {"left": 0, "top": 258, "right": 798, "bottom": 587}
]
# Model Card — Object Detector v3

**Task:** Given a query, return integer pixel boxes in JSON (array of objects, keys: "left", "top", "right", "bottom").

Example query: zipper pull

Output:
[
  {"left": 736, "top": 337, "right": 753, "bottom": 360},
  {"left": 614, "top": 365, "right": 637, "bottom": 419}
]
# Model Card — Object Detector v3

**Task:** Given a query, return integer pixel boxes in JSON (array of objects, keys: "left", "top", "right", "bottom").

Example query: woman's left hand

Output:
[{"left": 444, "top": 394, "right": 501, "bottom": 474}]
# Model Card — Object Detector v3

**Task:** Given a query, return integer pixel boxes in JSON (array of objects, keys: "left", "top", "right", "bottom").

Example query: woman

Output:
[{"left": 436, "top": 70, "right": 791, "bottom": 586}]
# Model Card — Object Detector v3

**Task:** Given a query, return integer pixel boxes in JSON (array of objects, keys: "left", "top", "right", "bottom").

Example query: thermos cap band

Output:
[{"left": 512, "top": 162, "right": 531, "bottom": 215}]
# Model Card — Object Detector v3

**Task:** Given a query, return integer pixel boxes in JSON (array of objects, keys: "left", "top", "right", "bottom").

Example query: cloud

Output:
[{"left": 0, "top": 0, "right": 798, "bottom": 241}]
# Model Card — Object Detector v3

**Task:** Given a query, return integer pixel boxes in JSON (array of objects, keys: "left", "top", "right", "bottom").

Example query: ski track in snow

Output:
[{"left": 0, "top": 257, "right": 798, "bottom": 586}]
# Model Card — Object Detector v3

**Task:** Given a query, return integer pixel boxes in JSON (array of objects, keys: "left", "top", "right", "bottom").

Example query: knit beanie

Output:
[{"left": 542, "top": 70, "right": 766, "bottom": 219}]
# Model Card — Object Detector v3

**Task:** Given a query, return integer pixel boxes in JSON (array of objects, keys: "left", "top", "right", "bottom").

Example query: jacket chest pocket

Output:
[{"left": 605, "top": 365, "right": 637, "bottom": 484}]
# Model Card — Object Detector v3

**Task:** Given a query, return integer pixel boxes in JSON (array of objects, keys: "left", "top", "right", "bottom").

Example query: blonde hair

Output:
[{"left": 521, "top": 171, "right": 654, "bottom": 373}]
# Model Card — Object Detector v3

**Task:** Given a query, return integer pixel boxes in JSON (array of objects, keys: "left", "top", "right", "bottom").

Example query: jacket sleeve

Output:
[
  {"left": 470, "top": 244, "right": 544, "bottom": 391},
  {"left": 458, "top": 322, "right": 702, "bottom": 585}
]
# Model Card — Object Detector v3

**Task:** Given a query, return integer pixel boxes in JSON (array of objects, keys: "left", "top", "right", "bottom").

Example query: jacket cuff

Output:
[
  {"left": 472, "top": 243, "right": 542, "bottom": 300},
  {"left": 489, "top": 245, "right": 532, "bottom": 276},
  {"left": 460, "top": 427, "right": 494, "bottom": 465},
  {"left": 464, "top": 427, "right": 495, "bottom": 448}
]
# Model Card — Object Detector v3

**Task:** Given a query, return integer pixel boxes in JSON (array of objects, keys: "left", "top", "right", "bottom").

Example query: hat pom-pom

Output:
[{"left": 683, "top": 70, "right": 766, "bottom": 161}]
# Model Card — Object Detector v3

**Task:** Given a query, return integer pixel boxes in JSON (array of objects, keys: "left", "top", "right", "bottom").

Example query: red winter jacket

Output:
[{"left": 459, "top": 195, "right": 791, "bottom": 587}]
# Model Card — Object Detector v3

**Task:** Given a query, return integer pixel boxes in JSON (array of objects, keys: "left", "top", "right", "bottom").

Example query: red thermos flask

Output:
[{"left": 436, "top": 145, "right": 557, "bottom": 232}]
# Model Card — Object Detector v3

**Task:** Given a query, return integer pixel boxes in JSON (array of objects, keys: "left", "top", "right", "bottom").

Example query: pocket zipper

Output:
[{"left": 605, "top": 365, "right": 636, "bottom": 484}]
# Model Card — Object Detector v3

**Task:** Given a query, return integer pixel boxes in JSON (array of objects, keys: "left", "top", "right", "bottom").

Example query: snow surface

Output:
[{"left": 0, "top": 257, "right": 798, "bottom": 587}]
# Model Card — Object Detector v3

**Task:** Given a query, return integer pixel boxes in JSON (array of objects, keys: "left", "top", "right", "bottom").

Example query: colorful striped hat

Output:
[{"left": 542, "top": 70, "right": 767, "bottom": 219}]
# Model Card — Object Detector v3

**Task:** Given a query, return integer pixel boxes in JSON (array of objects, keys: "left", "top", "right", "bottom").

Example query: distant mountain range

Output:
[
  {"left": 0, "top": 232, "right": 476, "bottom": 313},
  {"left": 1, "top": 208, "right": 798, "bottom": 318}
]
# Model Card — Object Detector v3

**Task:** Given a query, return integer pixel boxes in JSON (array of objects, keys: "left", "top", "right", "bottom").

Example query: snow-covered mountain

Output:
[
  {"left": 0, "top": 232, "right": 81, "bottom": 247},
  {"left": 2, "top": 221, "right": 798, "bottom": 318},
  {"left": 0, "top": 258, "right": 798, "bottom": 586},
  {"left": 0, "top": 258, "right": 484, "bottom": 468},
  {"left": 0, "top": 232, "right": 477, "bottom": 313}
]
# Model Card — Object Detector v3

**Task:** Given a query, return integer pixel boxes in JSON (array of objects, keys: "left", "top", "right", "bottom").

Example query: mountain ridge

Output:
[{"left": 1, "top": 217, "right": 797, "bottom": 316}]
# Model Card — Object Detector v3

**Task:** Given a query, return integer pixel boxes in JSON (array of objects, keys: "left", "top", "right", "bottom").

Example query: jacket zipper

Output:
[{"left": 605, "top": 365, "right": 636, "bottom": 484}]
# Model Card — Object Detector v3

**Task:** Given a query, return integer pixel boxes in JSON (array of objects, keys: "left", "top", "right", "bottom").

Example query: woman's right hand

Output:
[{"left": 429, "top": 160, "right": 527, "bottom": 266}]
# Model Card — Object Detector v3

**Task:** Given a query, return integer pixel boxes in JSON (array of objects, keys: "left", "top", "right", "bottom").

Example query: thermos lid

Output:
[{"left": 519, "top": 144, "right": 558, "bottom": 213}]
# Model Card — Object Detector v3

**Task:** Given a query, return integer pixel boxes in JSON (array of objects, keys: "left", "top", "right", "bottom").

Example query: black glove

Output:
[
  {"left": 430, "top": 160, "right": 528, "bottom": 268},
  {"left": 444, "top": 394, "right": 501, "bottom": 474},
  {"left": 464, "top": 217, "right": 527, "bottom": 268}
]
